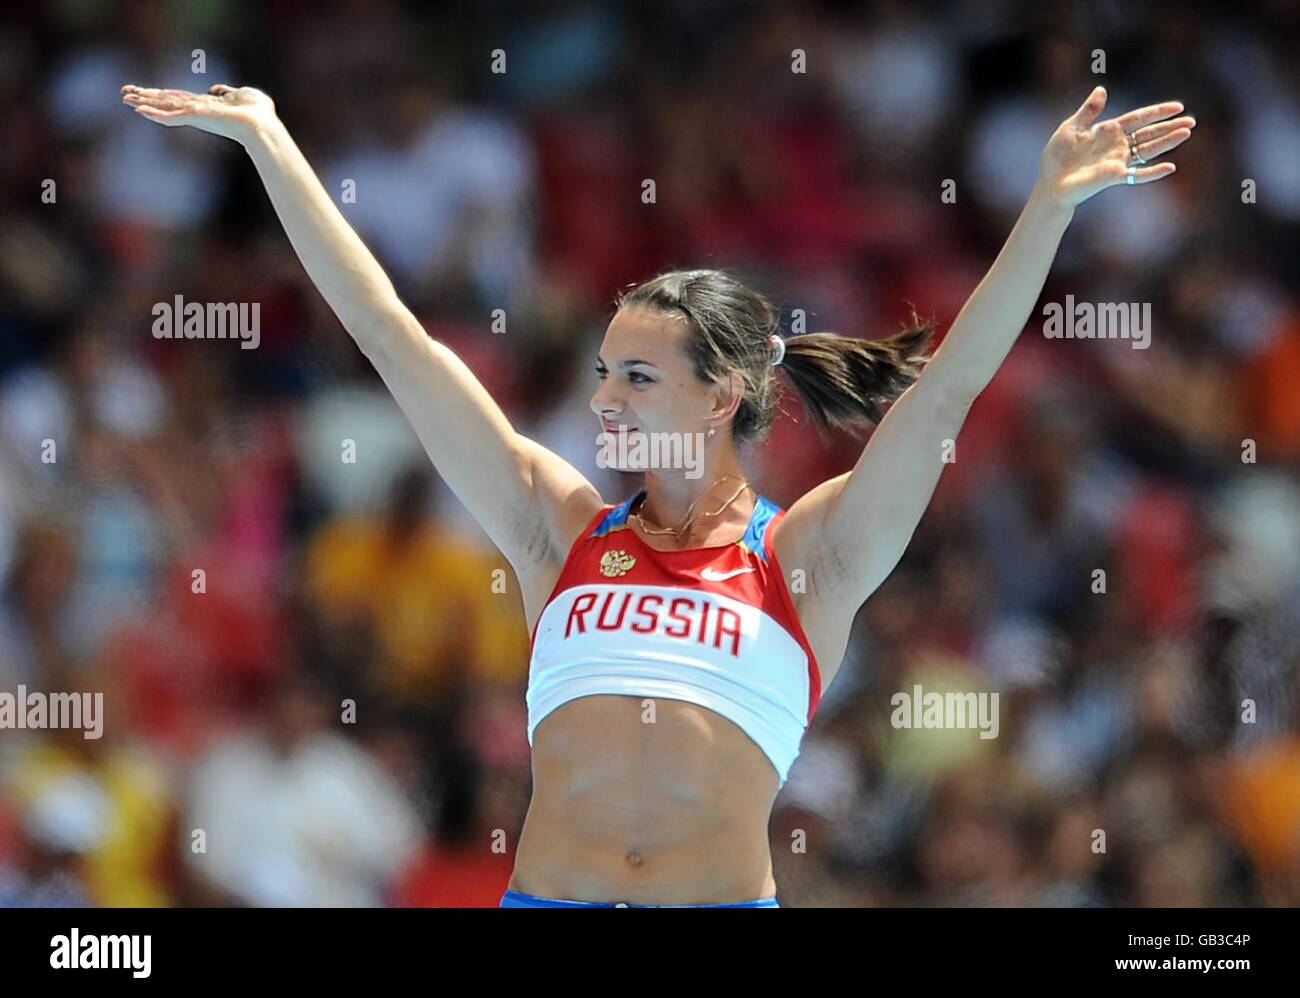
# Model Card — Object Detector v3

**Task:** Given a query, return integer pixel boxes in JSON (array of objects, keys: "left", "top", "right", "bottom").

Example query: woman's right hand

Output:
[{"left": 121, "top": 83, "right": 277, "bottom": 145}]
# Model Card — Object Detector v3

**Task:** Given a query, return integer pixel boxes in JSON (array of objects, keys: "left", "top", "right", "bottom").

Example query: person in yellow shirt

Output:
[
  {"left": 303, "top": 464, "right": 529, "bottom": 701},
  {"left": 3, "top": 712, "right": 174, "bottom": 907}
]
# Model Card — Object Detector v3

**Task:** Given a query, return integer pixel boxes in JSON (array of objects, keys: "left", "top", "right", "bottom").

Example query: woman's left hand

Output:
[{"left": 1036, "top": 86, "right": 1195, "bottom": 209}]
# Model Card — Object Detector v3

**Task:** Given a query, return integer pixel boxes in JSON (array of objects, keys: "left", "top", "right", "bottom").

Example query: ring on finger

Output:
[{"left": 1127, "top": 132, "right": 1147, "bottom": 165}]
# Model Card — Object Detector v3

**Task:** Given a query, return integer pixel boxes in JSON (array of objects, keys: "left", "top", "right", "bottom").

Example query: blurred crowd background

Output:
[{"left": 1, "top": 0, "right": 1298, "bottom": 907}]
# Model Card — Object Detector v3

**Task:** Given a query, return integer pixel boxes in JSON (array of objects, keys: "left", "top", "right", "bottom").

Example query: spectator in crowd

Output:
[{"left": 182, "top": 669, "right": 421, "bottom": 907}]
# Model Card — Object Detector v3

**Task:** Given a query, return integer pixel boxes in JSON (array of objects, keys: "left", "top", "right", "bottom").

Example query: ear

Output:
[{"left": 708, "top": 371, "right": 746, "bottom": 426}]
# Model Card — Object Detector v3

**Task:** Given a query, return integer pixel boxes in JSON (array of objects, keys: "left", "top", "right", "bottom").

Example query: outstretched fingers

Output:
[
  {"left": 121, "top": 84, "right": 190, "bottom": 100},
  {"left": 1120, "top": 161, "right": 1177, "bottom": 185},
  {"left": 122, "top": 91, "right": 184, "bottom": 110},
  {"left": 1129, "top": 116, "right": 1196, "bottom": 159},
  {"left": 127, "top": 103, "right": 195, "bottom": 125},
  {"left": 1115, "top": 101, "right": 1185, "bottom": 133},
  {"left": 121, "top": 86, "right": 205, "bottom": 124},
  {"left": 1133, "top": 127, "right": 1194, "bottom": 163}
]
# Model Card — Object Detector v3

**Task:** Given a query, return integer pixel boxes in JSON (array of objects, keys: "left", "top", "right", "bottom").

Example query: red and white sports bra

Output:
[{"left": 527, "top": 489, "right": 822, "bottom": 787}]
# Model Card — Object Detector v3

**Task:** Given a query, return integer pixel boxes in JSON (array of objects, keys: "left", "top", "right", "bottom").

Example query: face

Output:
[{"left": 590, "top": 307, "right": 737, "bottom": 471}]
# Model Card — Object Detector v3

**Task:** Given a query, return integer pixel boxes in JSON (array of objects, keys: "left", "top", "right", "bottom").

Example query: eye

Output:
[{"left": 594, "top": 364, "right": 653, "bottom": 384}]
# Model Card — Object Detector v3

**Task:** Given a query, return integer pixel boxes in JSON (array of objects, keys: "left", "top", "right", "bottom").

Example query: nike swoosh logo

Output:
[{"left": 700, "top": 566, "right": 756, "bottom": 582}]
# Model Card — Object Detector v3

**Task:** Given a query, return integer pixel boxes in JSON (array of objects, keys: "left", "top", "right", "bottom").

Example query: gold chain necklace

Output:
[{"left": 633, "top": 474, "right": 754, "bottom": 542}]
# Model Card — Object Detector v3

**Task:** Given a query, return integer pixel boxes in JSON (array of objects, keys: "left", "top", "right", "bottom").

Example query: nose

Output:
[{"left": 590, "top": 381, "right": 623, "bottom": 419}]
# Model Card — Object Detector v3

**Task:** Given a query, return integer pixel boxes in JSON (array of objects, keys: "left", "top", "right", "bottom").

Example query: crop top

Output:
[{"left": 526, "top": 489, "right": 822, "bottom": 787}]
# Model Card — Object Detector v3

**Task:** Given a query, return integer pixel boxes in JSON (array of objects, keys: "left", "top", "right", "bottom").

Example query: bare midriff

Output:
[{"left": 508, "top": 694, "right": 781, "bottom": 904}]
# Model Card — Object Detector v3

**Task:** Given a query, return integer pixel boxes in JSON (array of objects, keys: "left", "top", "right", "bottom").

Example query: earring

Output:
[{"left": 707, "top": 427, "right": 716, "bottom": 438}]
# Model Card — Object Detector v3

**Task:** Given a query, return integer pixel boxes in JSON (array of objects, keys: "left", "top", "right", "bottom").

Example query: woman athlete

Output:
[{"left": 121, "top": 82, "right": 1193, "bottom": 908}]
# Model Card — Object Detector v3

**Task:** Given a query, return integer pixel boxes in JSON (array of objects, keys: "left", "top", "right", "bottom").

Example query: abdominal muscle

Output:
[{"left": 509, "top": 694, "right": 781, "bottom": 904}]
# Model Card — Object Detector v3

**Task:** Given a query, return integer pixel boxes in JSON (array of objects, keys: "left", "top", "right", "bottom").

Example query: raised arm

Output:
[
  {"left": 780, "top": 87, "right": 1195, "bottom": 611},
  {"left": 121, "top": 83, "right": 602, "bottom": 576}
]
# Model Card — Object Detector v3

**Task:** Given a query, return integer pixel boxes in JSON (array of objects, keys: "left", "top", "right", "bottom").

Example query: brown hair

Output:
[{"left": 614, "top": 268, "right": 934, "bottom": 444}]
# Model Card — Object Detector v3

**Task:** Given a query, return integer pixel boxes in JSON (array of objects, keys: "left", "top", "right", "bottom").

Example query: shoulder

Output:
[{"left": 769, "top": 473, "right": 850, "bottom": 575}]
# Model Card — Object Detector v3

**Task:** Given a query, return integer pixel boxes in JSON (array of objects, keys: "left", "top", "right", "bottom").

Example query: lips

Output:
[{"left": 601, "top": 423, "right": 638, "bottom": 434}]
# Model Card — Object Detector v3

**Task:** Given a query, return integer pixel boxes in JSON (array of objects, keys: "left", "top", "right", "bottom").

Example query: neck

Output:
[{"left": 639, "top": 448, "right": 751, "bottom": 539}]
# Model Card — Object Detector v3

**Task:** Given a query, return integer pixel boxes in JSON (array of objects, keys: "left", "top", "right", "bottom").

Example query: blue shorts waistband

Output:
[{"left": 500, "top": 889, "right": 779, "bottom": 908}]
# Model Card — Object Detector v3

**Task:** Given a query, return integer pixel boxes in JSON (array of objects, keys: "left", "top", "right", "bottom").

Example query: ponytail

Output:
[{"left": 779, "top": 310, "right": 935, "bottom": 436}]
